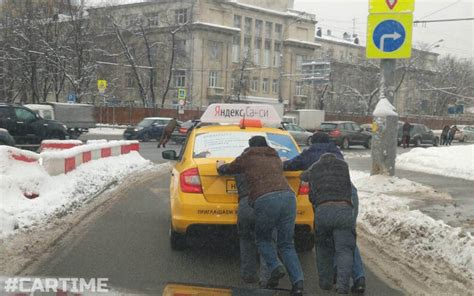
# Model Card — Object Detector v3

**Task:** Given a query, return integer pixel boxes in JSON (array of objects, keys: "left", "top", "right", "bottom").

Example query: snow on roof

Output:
[
  {"left": 226, "top": 1, "right": 315, "bottom": 21},
  {"left": 192, "top": 22, "right": 241, "bottom": 33},
  {"left": 284, "top": 39, "right": 321, "bottom": 48},
  {"left": 316, "top": 35, "right": 364, "bottom": 48}
]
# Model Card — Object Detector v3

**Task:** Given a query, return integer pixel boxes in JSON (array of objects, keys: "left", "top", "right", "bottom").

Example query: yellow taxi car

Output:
[{"left": 162, "top": 104, "right": 314, "bottom": 251}]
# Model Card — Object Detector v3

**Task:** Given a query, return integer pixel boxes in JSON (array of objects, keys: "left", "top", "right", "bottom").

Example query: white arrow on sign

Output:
[{"left": 380, "top": 32, "right": 402, "bottom": 51}]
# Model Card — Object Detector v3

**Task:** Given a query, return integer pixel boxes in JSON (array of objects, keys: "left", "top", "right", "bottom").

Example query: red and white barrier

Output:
[
  {"left": 0, "top": 146, "right": 40, "bottom": 164},
  {"left": 39, "top": 140, "right": 83, "bottom": 152},
  {"left": 40, "top": 140, "right": 139, "bottom": 176}
]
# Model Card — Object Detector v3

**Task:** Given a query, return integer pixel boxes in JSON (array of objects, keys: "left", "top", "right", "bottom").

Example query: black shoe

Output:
[
  {"left": 351, "top": 277, "right": 366, "bottom": 294},
  {"left": 291, "top": 281, "right": 304, "bottom": 296},
  {"left": 157, "top": 145, "right": 160, "bottom": 148},
  {"left": 266, "top": 265, "right": 285, "bottom": 288}
]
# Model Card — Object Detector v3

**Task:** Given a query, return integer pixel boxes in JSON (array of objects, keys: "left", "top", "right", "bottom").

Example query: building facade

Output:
[{"left": 89, "top": 0, "right": 319, "bottom": 109}]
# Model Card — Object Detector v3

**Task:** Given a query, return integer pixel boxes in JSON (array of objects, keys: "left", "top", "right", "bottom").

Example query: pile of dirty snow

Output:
[
  {"left": 397, "top": 145, "right": 474, "bottom": 180},
  {"left": 0, "top": 151, "right": 152, "bottom": 239},
  {"left": 88, "top": 127, "right": 126, "bottom": 135},
  {"left": 351, "top": 171, "right": 474, "bottom": 280}
]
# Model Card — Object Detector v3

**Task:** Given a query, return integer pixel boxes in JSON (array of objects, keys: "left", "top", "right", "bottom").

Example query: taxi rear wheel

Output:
[
  {"left": 170, "top": 226, "right": 187, "bottom": 250},
  {"left": 295, "top": 233, "right": 315, "bottom": 252}
]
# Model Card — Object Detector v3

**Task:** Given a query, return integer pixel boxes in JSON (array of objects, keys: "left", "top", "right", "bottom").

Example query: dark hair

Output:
[
  {"left": 311, "top": 132, "right": 330, "bottom": 144},
  {"left": 249, "top": 136, "right": 268, "bottom": 147}
]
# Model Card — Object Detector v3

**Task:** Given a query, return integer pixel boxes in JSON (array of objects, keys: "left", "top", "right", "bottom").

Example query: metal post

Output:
[{"left": 371, "top": 59, "right": 399, "bottom": 176}]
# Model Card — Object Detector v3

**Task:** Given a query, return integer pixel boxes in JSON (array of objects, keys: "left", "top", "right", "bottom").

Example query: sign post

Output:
[{"left": 367, "top": 0, "right": 415, "bottom": 176}]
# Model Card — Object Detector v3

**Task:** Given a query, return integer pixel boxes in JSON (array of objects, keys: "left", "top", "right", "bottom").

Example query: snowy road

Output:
[{"left": 29, "top": 158, "right": 403, "bottom": 295}]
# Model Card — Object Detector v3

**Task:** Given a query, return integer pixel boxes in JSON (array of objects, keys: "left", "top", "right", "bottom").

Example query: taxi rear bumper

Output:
[{"left": 171, "top": 193, "right": 314, "bottom": 234}]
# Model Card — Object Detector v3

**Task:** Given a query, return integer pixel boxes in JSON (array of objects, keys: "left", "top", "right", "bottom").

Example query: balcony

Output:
[{"left": 207, "top": 87, "right": 225, "bottom": 97}]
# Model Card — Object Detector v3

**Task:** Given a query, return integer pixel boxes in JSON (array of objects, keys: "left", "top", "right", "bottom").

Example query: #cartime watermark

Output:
[{"left": 3, "top": 277, "right": 109, "bottom": 293}]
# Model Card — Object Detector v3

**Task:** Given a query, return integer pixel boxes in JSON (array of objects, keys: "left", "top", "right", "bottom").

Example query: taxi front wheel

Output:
[{"left": 170, "top": 226, "right": 187, "bottom": 251}]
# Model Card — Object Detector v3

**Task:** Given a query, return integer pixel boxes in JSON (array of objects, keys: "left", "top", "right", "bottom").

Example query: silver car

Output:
[{"left": 281, "top": 122, "right": 313, "bottom": 146}]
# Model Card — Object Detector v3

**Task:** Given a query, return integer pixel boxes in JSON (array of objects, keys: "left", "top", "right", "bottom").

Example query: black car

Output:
[
  {"left": 0, "top": 128, "right": 15, "bottom": 146},
  {"left": 123, "top": 117, "right": 172, "bottom": 141},
  {"left": 0, "top": 103, "right": 68, "bottom": 148},
  {"left": 318, "top": 121, "right": 372, "bottom": 149},
  {"left": 398, "top": 122, "right": 439, "bottom": 147},
  {"left": 171, "top": 120, "right": 199, "bottom": 144}
]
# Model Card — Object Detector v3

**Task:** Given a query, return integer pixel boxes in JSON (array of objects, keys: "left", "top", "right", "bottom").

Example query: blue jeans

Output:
[
  {"left": 238, "top": 197, "right": 270, "bottom": 283},
  {"left": 254, "top": 191, "right": 304, "bottom": 285},
  {"left": 351, "top": 186, "right": 365, "bottom": 282}
]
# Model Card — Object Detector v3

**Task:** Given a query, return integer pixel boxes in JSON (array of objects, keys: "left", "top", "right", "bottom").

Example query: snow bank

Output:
[
  {"left": 88, "top": 127, "right": 126, "bottom": 135},
  {"left": 0, "top": 152, "right": 153, "bottom": 239},
  {"left": 397, "top": 145, "right": 474, "bottom": 180},
  {"left": 351, "top": 171, "right": 474, "bottom": 279}
]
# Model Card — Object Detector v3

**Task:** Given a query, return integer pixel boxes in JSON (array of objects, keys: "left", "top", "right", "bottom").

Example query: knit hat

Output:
[
  {"left": 311, "top": 132, "right": 330, "bottom": 144},
  {"left": 249, "top": 136, "right": 269, "bottom": 147}
]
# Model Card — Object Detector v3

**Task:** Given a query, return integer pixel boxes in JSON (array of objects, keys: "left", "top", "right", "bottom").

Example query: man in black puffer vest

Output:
[{"left": 301, "top": 153, "right": 355, "bottom": 294}]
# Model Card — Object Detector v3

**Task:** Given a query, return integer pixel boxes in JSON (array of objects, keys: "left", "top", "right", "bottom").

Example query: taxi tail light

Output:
[
  {"left": 179, "top": 127, "right": 188, "bottom": 134},
  {"left": 180, "top": 168, "right": 203, "bottom": 193},
  {"left": 329, "top": 129, "right": 341, "bottom": 137},
  {"left": 298, "top": 181, "right": 310, "bottom": 195}
]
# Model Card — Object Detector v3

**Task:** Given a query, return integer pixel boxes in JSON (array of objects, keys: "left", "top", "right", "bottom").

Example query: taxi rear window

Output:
[{"left": 193, "top": 131, "right": 299, "bottom": 160}]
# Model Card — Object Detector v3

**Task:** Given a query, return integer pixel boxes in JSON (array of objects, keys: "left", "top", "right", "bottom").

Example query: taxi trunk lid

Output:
[{"left": 194, "top": 158, "right": 302, "bottom": 204}]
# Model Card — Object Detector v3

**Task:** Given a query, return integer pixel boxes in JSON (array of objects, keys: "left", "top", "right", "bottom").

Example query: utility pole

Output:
[{"left": 371, "top": 59, "right": 398, "bottom": 176}]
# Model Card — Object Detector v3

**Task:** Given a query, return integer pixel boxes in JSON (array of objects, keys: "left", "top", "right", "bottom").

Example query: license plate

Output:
[{"left": 226, "top": 180, "right": 237, "bottom": 194}]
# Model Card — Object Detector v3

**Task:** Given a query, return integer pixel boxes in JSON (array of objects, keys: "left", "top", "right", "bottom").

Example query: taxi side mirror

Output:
[{"left": 162, "top": 150, "right": 178, "bottom": 160}]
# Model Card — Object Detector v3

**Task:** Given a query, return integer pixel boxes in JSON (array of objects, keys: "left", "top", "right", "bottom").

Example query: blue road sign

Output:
[
  {"left": 373, "top": 20, "right": 406, "bottom": 52},
  {"left": 67, "top": 92, "right": 76, "bottom": 103}
]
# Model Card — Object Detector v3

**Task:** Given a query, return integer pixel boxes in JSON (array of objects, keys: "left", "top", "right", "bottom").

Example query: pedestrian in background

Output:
[
  {"left": 216, "top": 167, "right": 271, "bottom": 286},
  {"left": 402, "top": 121, "right": 412, "bottom": 149},
  {"left": 441, "top": 125, "right": 450, "bottom": 146},
  {"left": 157, "top": 118, "right": 180, "bottom": 148},
  {"left": 217, "top": 136, "right": 304, "bottom": 296},
  {"left": 301, "top": 153, "right": 356, "bottom": 294},
  {"left": 284, "top": 132, "right": 365, "bottom": 293},
  {"left": 448, "top": 125, "right": 459, "bottom": 145}
]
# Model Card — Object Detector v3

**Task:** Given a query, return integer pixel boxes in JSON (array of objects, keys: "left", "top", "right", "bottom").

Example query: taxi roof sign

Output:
[{"left": 201, "top": 104, "right": 282, "bottom": 125}]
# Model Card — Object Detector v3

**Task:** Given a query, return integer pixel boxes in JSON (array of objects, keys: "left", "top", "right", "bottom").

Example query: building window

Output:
[
  {"left": 296, "top": 55, "right": 303, "bottom": 71},
  {"left": 232, "top": 36, "right": 240, "bottom": 63},
  {"left": 265, "top": 22, "right": 273, "bottom": 39},
  {"left": 174, "top": 70, "right": 186, "bottom": 87},
  {"left": 254, "top": 38, "right": 261, "bottom": 65},
  {"left": 233, "top": 15, "right": 241, "bottom": 28},
  {"left": 262, "top": 78, "right": 269, "bottom": 93},
  {"left": 255, "top": 19, "right": 263, "bottom": 37},
  {"left": 209, "top": 41, "right": 222, "bottom": 60},
  {"left": 123, "top": 14, "right": 139, "bottom": 27},
  {"left": 275, "top": 24, "right": 282, "bottom": 39},
  {"left": 176, "top": 39, "right": 187, "bottom": 56},
  {"left": 295, "top": 81, "right": 303, "bottom": 96},
  {"left": 146, "top": 13, "right": 160, "bottom": 27},
  {"left": 244, "top": 17, "right": 252, "bottom": 35},
  {"left": 251, "top": 77, "right": 258, "bottom": 92},
  {"left": 272, "top": 79, "right": 278, "bottom": 94},
  {"left": 273, "top": 42, "right": 281, "bottom": 67},
  {"left": 126, "top": 74, "right": 134, "bottom": 88},
  {"left": 175, "top": 9, "right": 188, "bottom": 24},
  {"left": 244, "top": 37, "right": 251, "bottom": 59},
  {"left": 209, "top": 71, "right": 218, "bottom": 87},
  {"left": 264, "top": 40, "right": 271, "bottom": 67}
]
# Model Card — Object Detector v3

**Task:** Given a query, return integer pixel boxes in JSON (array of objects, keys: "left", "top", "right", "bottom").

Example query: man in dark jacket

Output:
[
  {"left": 216, "top": 168, "right": 271, "bottom": 286},
  {"left": 402, "top": 121, "right": 413, "bottom": 148},
  {"left": 157, "top": 118, "right": 180, "bottom": 148},
  {"left": 448, "top": 125, "right": 460, "bottom": 145},
  {"left": 301, "top": 153, "right": 356, "bottom": 294},
  {"left": 441, "top": 125, "right": 450, "bottom": 146},
  {"left": 284, "top": 132, "right": 365, "bottom": 293},
  {"left": 217, "top": 136, "right": 304, "bottom": 296}
]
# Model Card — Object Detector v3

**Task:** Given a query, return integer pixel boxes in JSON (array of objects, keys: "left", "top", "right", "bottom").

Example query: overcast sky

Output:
[{"left": 295, "top": 0, "right": 474, "bottom": 59}]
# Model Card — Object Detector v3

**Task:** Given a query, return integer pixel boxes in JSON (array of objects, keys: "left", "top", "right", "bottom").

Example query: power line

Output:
[
  {"left": 414, "top": 17, "right": 474, "bottom": 24},
  {"left": 418, "top": 0, "right": 462, "bottom": 20}
]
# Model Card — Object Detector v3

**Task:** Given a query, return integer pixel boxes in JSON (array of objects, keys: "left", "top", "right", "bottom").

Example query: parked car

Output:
[
  {"left": 0, "top": 128, "right": 15, "bottom": 146},
  {"left": 123, "top": 117, "right": 172, "bottom": 141},
  {"left": 0, "top": 103, "right": 68, "bottom": 148},
  {"left": 171, "top": 120, "right": 199, "bottom": 144},
  {"left": 281, "top": 122, "right": 313, "bottom": 146},
  {"left": 459, "top": 125, "right": 474, "bottom": 142},
  {"left": 317, "top": 121, "right": 372, "bottom": 149},
  {"left": 397, "top": 123, "right": 439, "bottom": 147}
]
